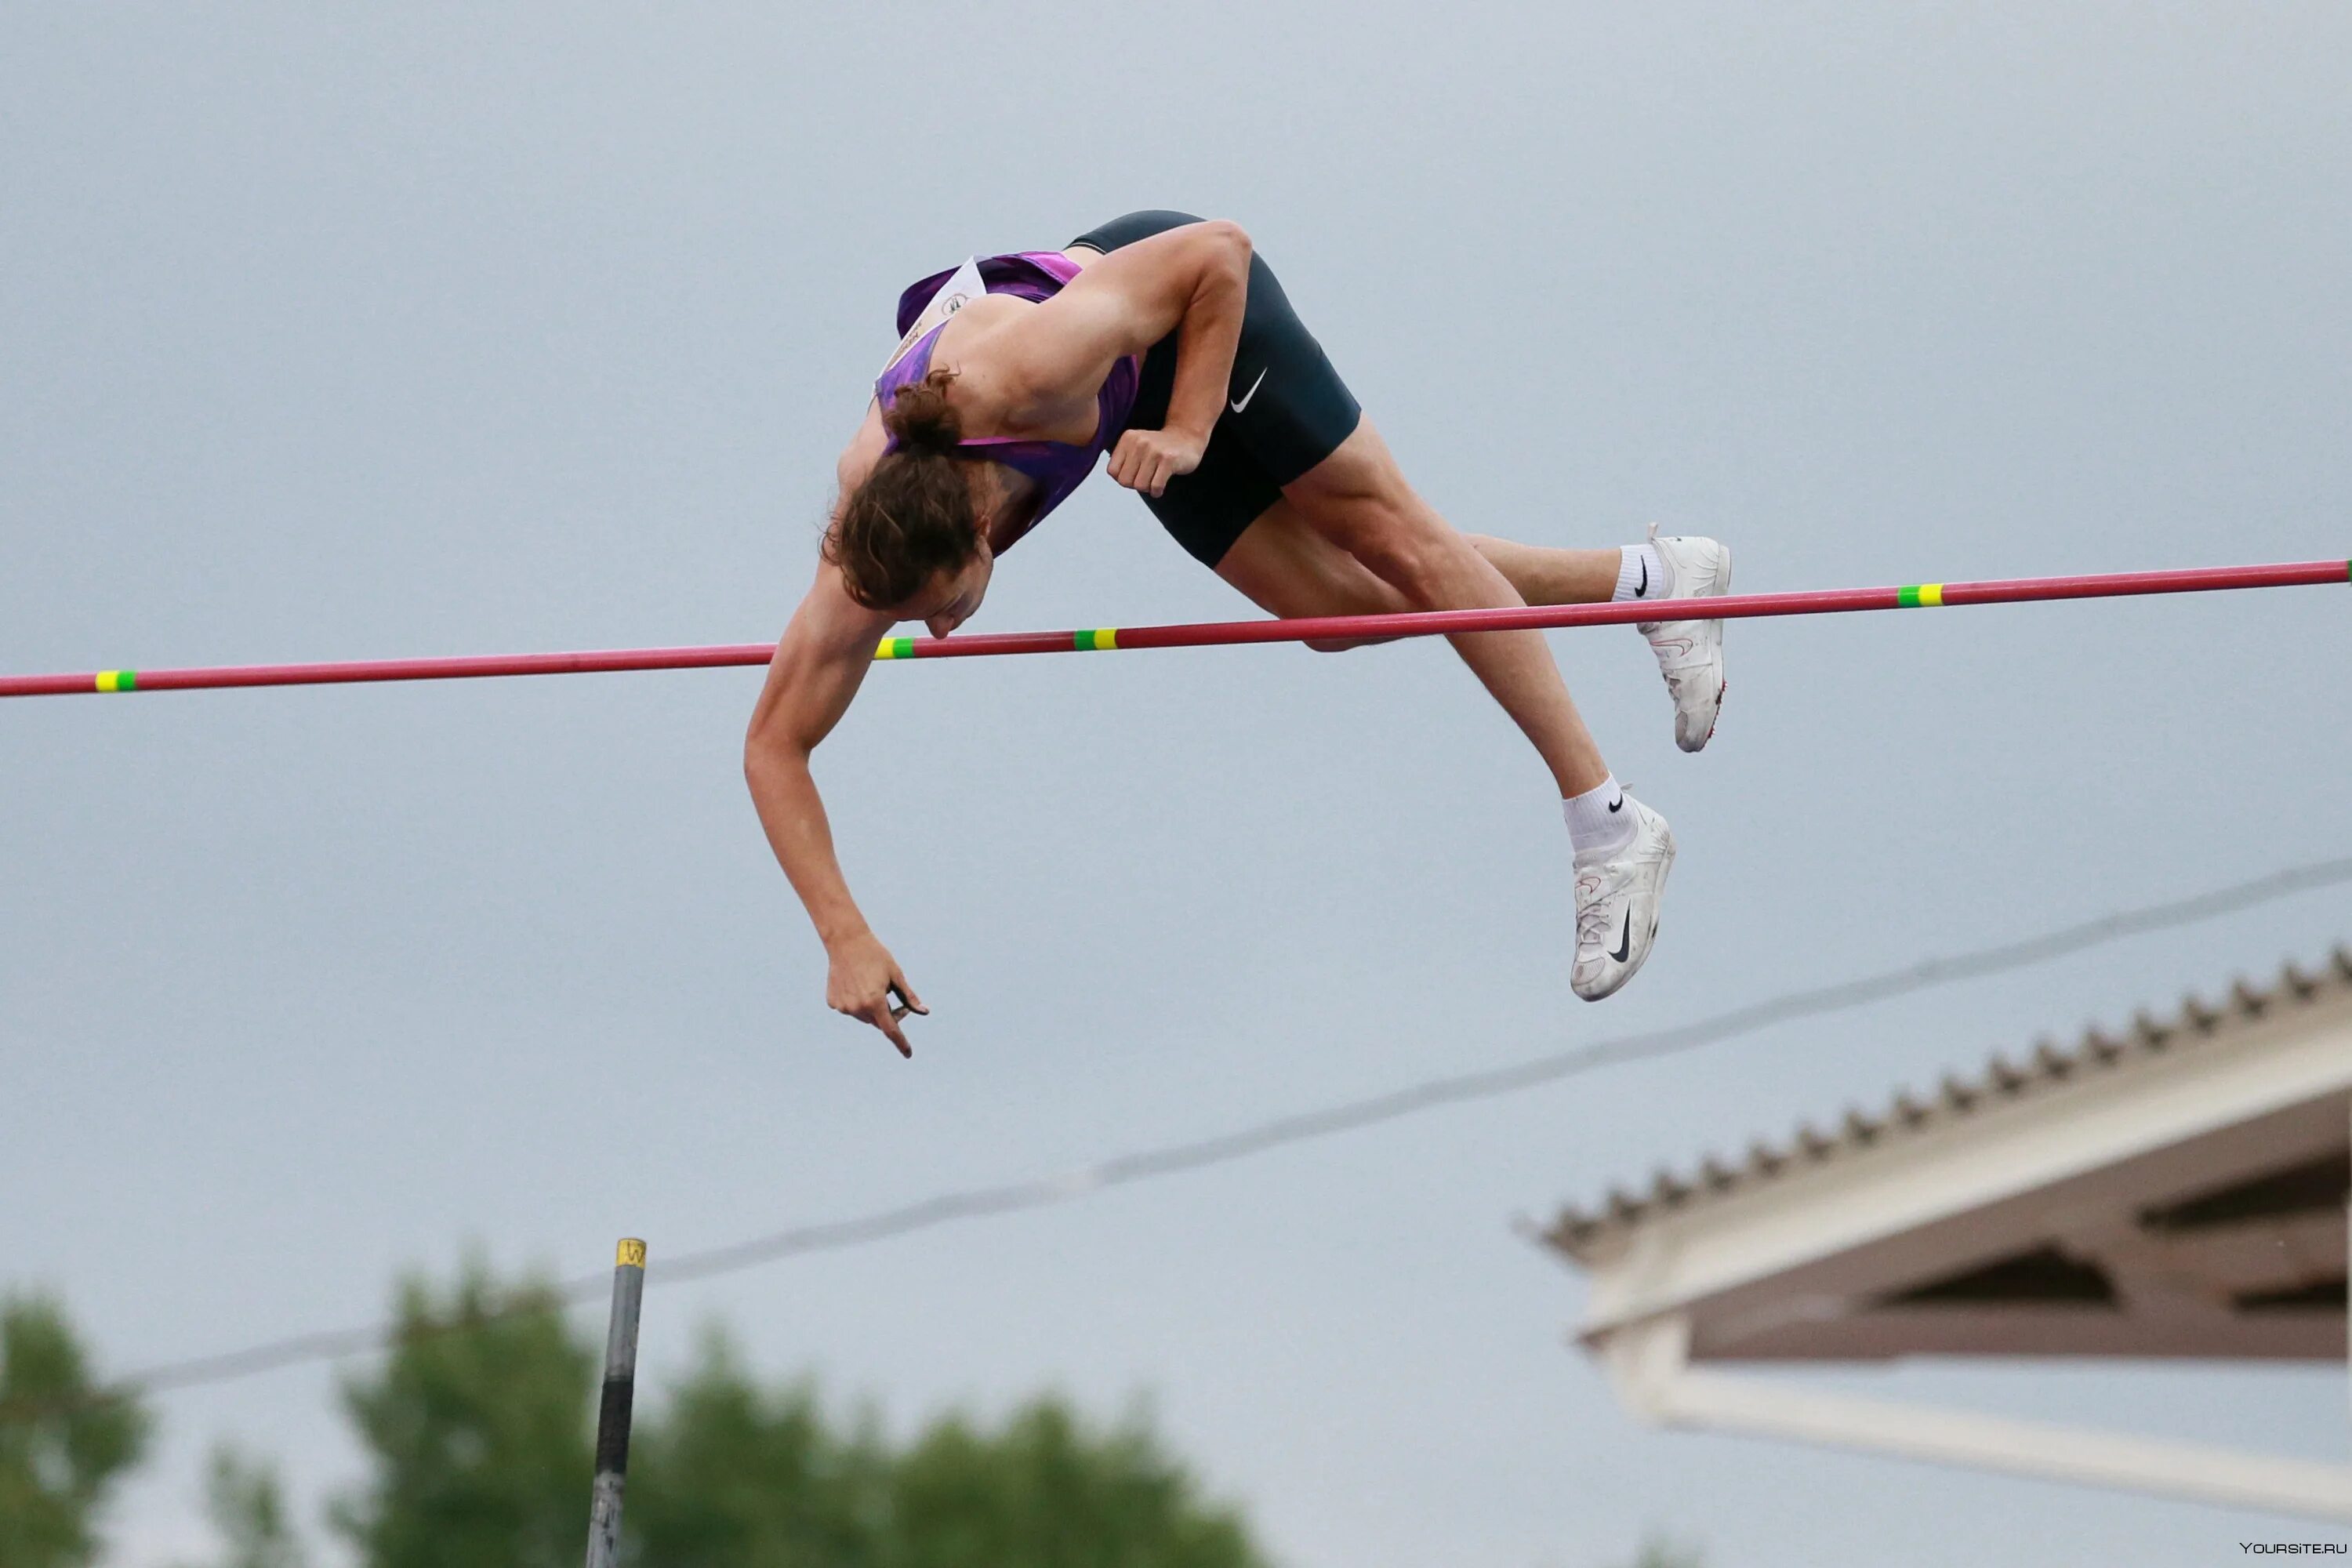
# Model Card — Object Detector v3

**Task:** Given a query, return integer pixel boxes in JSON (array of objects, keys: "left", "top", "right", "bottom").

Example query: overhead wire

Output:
[{"left": 5, "top": 853, "right": 2347, "bottom": 1426}]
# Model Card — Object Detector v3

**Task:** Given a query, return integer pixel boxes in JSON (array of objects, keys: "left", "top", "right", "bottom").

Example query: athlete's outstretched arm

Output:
[
  {"left": 985, "top": 220, "right": 1251, "bottom": 496},
  {"left": 743, "top": 558, "right": 927, "bottom": 1058}
]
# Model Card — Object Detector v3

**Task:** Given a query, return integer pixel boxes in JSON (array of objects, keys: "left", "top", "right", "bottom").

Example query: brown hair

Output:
[{"left": 825, "top": 368, "right": 985, "bottom": 609}]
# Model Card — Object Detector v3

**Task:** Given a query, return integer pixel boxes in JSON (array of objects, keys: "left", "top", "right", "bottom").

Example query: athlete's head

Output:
[{"left": 827, "top": 368, "right": 995, "bottom": 634}]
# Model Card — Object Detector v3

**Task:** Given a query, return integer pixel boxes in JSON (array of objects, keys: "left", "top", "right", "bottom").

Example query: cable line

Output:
[{"left": 6, "top": 854, "right": 2345, "bottom": 1426}]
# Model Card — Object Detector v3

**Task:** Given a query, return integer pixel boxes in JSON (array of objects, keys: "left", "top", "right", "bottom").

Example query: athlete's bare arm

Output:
[
  {"left": 743, "top": 425, "right": 927, "bottom": 1058},
  {"left": 748, "top": 225, "right": 1247, "bottom": 1057},
  {"left": 971, "top": 220, "right": 1252, "bottom": 496}
]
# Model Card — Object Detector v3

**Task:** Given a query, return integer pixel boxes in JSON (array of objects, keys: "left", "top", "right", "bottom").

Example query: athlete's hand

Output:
[
  {"left": 1108, "top": 426, "right": 1206, "bottom": 498},
  {"left": 825, "top": 930, "right": 927, "bottom": 1058}
]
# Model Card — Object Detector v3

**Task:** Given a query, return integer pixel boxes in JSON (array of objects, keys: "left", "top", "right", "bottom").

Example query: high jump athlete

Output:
[{"left": 745, "top": 212, "right": 1730, "bottom": 1056}]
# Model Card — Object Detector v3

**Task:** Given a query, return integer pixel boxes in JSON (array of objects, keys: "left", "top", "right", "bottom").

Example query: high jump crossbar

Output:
[{"left": 2, "top": 558, "right": 2343, "bottom": 699}]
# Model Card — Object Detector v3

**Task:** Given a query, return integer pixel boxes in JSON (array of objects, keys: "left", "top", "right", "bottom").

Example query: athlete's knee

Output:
[
  {"left": 1194, "top": 217, "right": 1252, "bottom": 258},
  {"left": 1329, "top": 503, "right": 1450, "bottom": 586}
]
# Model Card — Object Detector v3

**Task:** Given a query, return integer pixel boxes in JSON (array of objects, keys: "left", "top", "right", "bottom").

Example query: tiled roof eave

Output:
[{"left": 1544, "top": 946, "right": 2352, "bottom": 1260}]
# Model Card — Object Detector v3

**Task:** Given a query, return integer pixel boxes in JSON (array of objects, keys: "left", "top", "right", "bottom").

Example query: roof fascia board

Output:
[{"left": 1583, "top": 998, "right": 2352, "bottom": 1334}]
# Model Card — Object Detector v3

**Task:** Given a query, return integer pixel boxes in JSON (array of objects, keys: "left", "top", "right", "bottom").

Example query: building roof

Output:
[
  {"left": 1539, "top": 948, "right": 2352, "bottom": 1363},
  {"left": 1547, "top": 946, "right": 2352, "bottom": 1254}
]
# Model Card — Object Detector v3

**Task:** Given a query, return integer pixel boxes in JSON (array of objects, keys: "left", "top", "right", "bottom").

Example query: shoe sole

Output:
[{"left": 1683, "top": 540, "right": 1730, "bottom": 753}]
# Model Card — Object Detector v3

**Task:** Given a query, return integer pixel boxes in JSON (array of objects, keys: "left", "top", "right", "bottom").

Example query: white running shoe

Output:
[
  {"left": 1570, "top": 793, "right": 1676, "bottom": 1002},
  {"left": 1636, "top": 521, "right": 1732, "bottom": 753}
]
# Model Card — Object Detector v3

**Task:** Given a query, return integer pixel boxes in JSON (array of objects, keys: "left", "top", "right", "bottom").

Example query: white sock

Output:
[
  {"left": 1563, "top": 775, "right": 1637, "bottom": 862},
  {"left": 1613, "top": 542, "right": 1665, "bottom": 604}
]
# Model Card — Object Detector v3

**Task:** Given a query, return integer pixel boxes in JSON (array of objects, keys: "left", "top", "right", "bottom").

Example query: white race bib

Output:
[{"left": 882, "top": 256, "right": 985, "bottom": 372}]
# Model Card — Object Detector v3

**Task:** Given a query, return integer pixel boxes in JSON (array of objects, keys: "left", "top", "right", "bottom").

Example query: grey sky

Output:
[{"left": 4, "top": 4, "right": 2349, "bottom": 1564}]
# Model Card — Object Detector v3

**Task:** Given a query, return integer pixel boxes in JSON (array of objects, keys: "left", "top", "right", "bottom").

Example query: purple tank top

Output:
[{"left": 872, "top": 251, "right": 1141, "bottom": 553}]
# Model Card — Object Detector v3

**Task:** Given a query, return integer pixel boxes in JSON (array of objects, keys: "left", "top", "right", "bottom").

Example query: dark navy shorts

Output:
[{"left": 1069, "top": 210, "right": 1364, "bottom": 568}]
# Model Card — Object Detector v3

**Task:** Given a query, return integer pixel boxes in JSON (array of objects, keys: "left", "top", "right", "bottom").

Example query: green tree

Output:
[
  {"left": 176, "top": 1446, "right": 308, "bottom": 1568},
  {"left": 625, "top": 1332, "right": 1267, "bottom": 1568},
  {"left": 0, "top": 1292, "right": 152, "bottom": 1568},
  {"left": 623, "top": 1328, "right": 893, "bottom": 1568},
  {"left": 330, "top": 1261, "right": 592, "bottom": 1568},
  {"left": 884, "top": 1396, "right": 1266, "bottom": 1568},
  {"left": 1615, "top": 1532, "right": 1704, "bottom": 1568},
  {"left": 325, "top": 1260, "right": 1269, "bottom": 1568}
]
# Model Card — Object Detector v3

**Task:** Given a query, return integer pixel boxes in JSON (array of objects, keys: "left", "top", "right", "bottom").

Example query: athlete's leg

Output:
[
  {"left": 1262, "top": 419, "right": 1610, "bottom": 798},
  {"left": 1127, "top": 219, "right": 1683, "bottom": 996},
  {"left": 1207, "top": 441, "right": 1679, "bottom": 1000},
  {"left": 1212, "top": 496, "right": 1404, "bottom": 648},
  {"left": 1465, "top": 537, "right": 1621, "bottom": 604},
  {"left": 1218, "top": 508, "right": 1623, "bottom": 633}
]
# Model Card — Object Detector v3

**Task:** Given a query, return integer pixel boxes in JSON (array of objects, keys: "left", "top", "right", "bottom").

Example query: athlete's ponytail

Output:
[
  {"left": 827, "top": 367, "right": 984, "bottom": 608},
  {"left": 879, "top": 365, "right": 963, "bottom": 453}
]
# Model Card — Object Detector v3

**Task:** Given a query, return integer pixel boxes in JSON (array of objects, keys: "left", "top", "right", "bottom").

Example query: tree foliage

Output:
[
  {"left": 622, "top": 1329, "right": 894, "bottom": 1568},
  {"left": 626, "top": 1328, "right": 1265, "bottom": 1568},
  {"left": 31, "top": 1258, "right": 1270, "bottom": 1568},
  {"left": 1617, "top": 1531, "right": 1706, "bottom": 1568},
  {"left": 329, "top": 1261, "right": 593, "bottom": 1568},
  {"left": 884, "top": 1393, "right": 1264, "bottom": 1568},
  {"left": 0, "top": 1292, "right": 151, "bottom": 1568},
  {"left": 176, "top": 1445, "right": 308, "bottom": 1568},
  {"left": 320, "top": 1262, "right": 1268, "bottom": 1568}
]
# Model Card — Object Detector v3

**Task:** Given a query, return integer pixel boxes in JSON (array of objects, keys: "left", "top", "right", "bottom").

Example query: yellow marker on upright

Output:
[{"left": 616, "top": 1238, "right": 648, "bottom": 1269}]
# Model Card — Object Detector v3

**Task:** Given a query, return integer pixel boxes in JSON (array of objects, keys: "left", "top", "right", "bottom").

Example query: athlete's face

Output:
[{"left": 909, "top": 545, "right": 994, "bottom": 639}]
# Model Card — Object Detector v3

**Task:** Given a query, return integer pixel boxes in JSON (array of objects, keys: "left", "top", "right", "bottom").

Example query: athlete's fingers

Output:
[
  {"left": 866, "top": 997, "right": 913, "bottom": 1058},
  {"left": 1111, "top": 430, "right": 1170, "bottom": 493},
  {"left": 888, "top": 973, "right": 928, "bottom": 1017}
]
